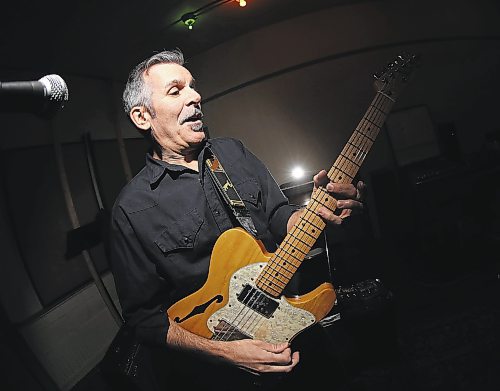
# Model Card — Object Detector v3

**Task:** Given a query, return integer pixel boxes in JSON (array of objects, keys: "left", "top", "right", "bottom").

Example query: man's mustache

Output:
[{"left": 180, "top": 108, "right": 204, "bottom": 124}]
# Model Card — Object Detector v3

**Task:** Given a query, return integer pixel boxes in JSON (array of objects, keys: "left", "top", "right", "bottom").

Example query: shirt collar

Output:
[{"left": 145, "top": 139, "right": 212, "bottom": 185}]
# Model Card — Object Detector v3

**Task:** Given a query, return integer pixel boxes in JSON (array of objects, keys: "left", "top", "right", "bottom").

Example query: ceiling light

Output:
[
  {"left": 181, "top": 12, "right": 197, "bottom": 30},
  {"left": 237, "top": 0, "right": 247, "bottom": 7}
]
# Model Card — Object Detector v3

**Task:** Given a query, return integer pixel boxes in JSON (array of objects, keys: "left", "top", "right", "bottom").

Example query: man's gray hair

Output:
[{"left": 122, "top": 49, "right": 185, "bottom": 117}]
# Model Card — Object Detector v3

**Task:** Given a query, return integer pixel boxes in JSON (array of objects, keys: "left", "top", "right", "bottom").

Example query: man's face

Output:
[{"left": 143, "top": 63, "right": 204, "bottom": 153}]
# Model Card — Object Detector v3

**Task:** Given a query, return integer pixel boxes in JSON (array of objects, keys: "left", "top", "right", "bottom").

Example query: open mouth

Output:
[
  {"left": 182, "top": 110, "right": 203, "bottom": 124},
  {"left": 181, "top": 110, "right": 204, "bottom": 131}
]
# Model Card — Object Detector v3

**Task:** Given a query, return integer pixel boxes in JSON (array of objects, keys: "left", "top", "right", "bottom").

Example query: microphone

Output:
[{"left": 0, "top": 74, "right": 69, "bottom": 117}]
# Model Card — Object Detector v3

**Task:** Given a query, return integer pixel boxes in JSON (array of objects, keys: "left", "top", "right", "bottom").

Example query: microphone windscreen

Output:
[{"left": 39, "top": 74, "right": 69, "bottom": 106}]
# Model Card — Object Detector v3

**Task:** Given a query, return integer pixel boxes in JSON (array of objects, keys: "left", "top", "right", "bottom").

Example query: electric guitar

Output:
[{"left": 168, "top": 53, "right": 419, "bottom": 344}]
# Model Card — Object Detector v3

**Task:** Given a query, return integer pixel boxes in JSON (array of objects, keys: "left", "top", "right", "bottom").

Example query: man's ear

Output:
[{"left": 130, "top": 106, "right": 152, "bottom": 132}]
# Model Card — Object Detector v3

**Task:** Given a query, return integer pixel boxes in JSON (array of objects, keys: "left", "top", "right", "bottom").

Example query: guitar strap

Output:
[{"left": 205, "top": 148, "right": 258, "bottom": 237}]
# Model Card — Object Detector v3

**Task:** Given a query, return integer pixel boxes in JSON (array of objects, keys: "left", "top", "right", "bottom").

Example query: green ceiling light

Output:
[{"left": 181, "top": 12, "right": 197, "bottom": 30}]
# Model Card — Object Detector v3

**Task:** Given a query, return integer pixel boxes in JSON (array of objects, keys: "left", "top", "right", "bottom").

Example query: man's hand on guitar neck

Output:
[
  {"left": 287, "top": 169, "right": 366, "bottom": 231},
  {"left": 166, "top": 321, "right": 300, "bottom": 374}
]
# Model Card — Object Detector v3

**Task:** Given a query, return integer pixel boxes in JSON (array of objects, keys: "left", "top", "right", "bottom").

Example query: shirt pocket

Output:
[
  {"left": 154, "top": 208, "right": 204, "bottom": 254},
  {"left": 235, "top": 178, "right": 261, "bottom": 207}
]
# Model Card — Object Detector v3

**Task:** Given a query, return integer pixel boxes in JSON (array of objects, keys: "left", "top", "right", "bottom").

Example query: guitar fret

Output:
[
  {"left": 378, "top": 91, "right": 395, "bottom": 102},
  {"left": 335, "top": 151, "right": 358, "bottom": 171},
  {"left": 259, "top": 271, "right": 287, "bottom": 288},
  {"left": 328, "top": 167, "right": 354, "bottom": 184},
  {"left": 308, "top": 196, "right": 336, "bottom": 212},
  {"left": 256, "top": 280, "right": 281, "bottom": 297},
  {"left": 366, "top": 104, "right": 385, "bottom": 123},
  {"left": 340, "top": 153, "right": 361, "bottom": 167},
  {"left": 288, "top": 232, "right": 315, "bottom": 247},
  {"left": 266, "top": 257, "right": 298, "bottom": 274},
  {"left": 334, "top": 160, "right": 357, "bottom": 179},
  {"left": 358, "top": 122, "right": 380, "bottom": 137},
  {"left": 261, "top": 265, "right": 294, "bottom": 282},
  {"left": 278, "top": 239, "right": 309, "bottom": 260},
  {"left": 298, "top": 215, "right": 323, "bottom": 232},
  {"left": 301, "top": 210, "right": 327, "bottom": 231},
  {"left": 350, "top": 133, "right": 374, "bottom": 158},
  {"left": 275, "top": 248, "right": 303, "bottom": 266},
  {"left": 354, "top": 129, "right": 375, "bottom": 142},
  {"left": 295, "top": 225, "right": 320, "bottom": 240},
  {"left": 372, "top": 104, "right": 388, "bottom": 121},
  {"left": 370, "top": 104, "right": 387, "bottom": 115},
  {"left": 363, "top": 118, "right": 381, "bottom": 134},
  {"left": 345, "top": 142, "right": 367, "bottom": 163},
  {"left": 275, "top": 249, "right": 304, "bottom": 265}
]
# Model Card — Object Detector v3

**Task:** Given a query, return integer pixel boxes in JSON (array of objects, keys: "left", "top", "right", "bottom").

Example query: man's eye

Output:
[{"left": 168, "top": 88, "right": 180, "bottom": 95}]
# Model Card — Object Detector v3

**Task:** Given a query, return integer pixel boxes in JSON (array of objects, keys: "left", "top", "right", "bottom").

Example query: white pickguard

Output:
[{"left": 207, "top": 263, "right": 316, "bottom": 343}]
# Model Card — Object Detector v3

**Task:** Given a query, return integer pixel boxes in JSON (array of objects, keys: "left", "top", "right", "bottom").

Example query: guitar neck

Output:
[{"left": 255, "top": 91, "right": 396, "bottom": 297}]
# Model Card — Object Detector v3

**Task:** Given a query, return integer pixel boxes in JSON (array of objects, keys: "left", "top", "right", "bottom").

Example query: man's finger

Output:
[
  {"left": 336, "top": 199, "right": 364, "bottom": 210},
  {"left": 317, "top": 207, "right": 343, "bottom": 225},
  {"left": 313, "top": 170, "right": 329, "bottom": 188},
  {"left": 325, "top": 182, "right": 357, "bottom": 199},
  {"left": 356, "top": 181, "right": 367, "bottom": 201}
]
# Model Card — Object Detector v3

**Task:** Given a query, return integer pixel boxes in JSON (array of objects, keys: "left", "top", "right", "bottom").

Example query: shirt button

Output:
[
  {"left": 214, "top": 210, "right": 220, "bottom": 216},
  {"left": 183, "top": 237, "right": 190, "bottom": 244}
]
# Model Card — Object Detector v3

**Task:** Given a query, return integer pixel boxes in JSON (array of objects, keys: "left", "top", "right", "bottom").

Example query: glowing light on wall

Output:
[{"left": 291, "top": 166, "right": 305, "bottom": 179}]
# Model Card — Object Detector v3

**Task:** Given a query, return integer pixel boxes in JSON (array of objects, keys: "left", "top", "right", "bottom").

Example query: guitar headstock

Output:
[{"left": 373, "top": 52, "right": 420, "bottom": 99}]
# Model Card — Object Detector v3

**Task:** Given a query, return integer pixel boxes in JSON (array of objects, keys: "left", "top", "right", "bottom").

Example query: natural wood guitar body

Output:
[{"left": 167, "top": 227, "right": 336, "bottom": 343}]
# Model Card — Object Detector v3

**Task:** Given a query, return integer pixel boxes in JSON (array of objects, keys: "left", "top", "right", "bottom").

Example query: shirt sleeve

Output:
[{"left": 109, "top": 204, "right": 170, "bottom": 347}]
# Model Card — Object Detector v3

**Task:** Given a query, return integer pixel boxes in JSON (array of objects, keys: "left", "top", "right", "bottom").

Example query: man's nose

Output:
[{"left": 187, "top": 88, "right": 201, "bottom": 105}]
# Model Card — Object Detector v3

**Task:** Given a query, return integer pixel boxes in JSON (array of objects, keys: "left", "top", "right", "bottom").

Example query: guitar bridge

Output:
[{"left": 237, "top": 284, "right": 279, "bottom": 318}]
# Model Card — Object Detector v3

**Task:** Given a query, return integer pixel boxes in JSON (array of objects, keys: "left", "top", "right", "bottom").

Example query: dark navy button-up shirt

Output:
[{"left": 109, "top": 137, "right": 300, "bottom": 346}]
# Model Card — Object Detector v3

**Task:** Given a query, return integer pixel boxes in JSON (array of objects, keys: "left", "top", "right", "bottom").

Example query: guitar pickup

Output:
[{"left": 237, "top": 284, "right": 279, "bottom": 318}]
